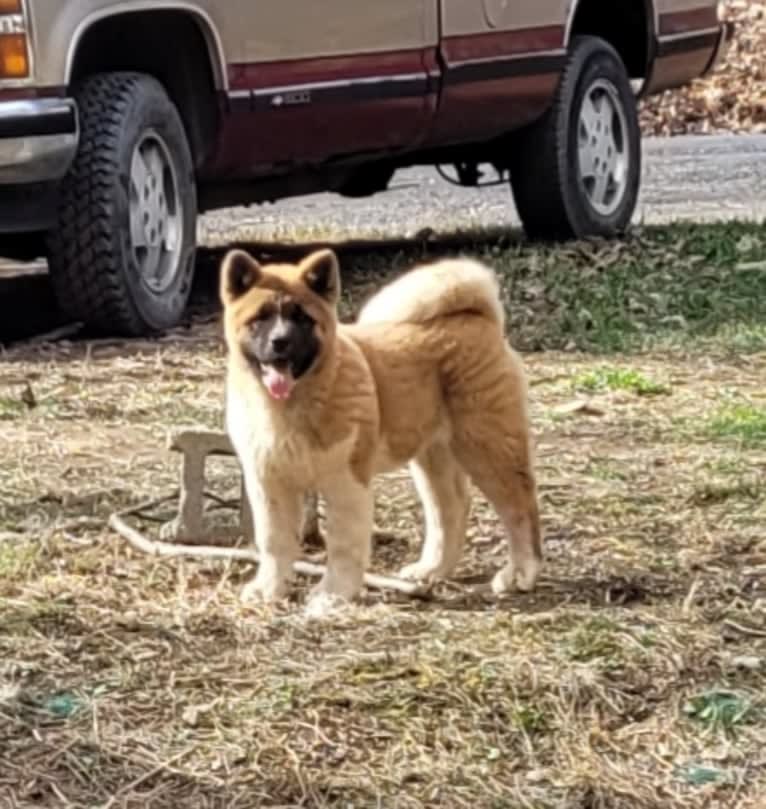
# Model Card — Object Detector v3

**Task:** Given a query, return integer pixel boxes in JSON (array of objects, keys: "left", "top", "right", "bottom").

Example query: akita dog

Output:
[{"left": 220, "top": 248, "right": 542, "bottom": 614}]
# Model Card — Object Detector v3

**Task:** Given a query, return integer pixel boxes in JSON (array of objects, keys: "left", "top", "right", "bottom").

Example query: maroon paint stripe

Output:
[
  {"left": 658, "top": 7, "right": 719, "bottom": 36},
  {"left": 228, "top": 48, "right": 430, "bottom": 91},
  {"left": 227, "top": 26, "right": 565, "bottom": 91},
  {"left": 441, "top": 25, "right": 564, "bottom": 63}
]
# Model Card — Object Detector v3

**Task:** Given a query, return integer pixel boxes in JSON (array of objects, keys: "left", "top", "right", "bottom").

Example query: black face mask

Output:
[{"left": 241, "top": 301, "right": 319, "bottom": 380}]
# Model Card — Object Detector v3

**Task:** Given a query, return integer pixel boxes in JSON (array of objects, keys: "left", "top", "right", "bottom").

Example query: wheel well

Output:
[
  {"left": 569, "top": 0, "right": 653, "bottom": 79},
  {"left": 69, "top": 10, "right": 221, "bottom": 170}
]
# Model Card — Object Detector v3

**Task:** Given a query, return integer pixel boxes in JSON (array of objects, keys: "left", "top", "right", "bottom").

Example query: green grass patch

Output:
[
  {"left": 573, "top": 366, "right": 670, "bottom": 396},
  {"left": 705, "top": 403, "right": 766, "bottom": 447},
  {"left": 0, "top": 540, "right": 39, "bottom": 580},
  {"left": 683, "top": 689, "right": 757, "bottom": 737},
  {"left": 566, "top": 616, "right": 624, "bottom": 663},
  {"left": 511, "top": 704, "right": 549, "bottom": 734},
  {"left": 586, "top": 458, "right": 631, "bottom": 482},
  {"left": 341, "top": 221, "right": 766, "bottom": 353},
  {"left": 0, "top": 396, "right": 27, "bottom": 420}
]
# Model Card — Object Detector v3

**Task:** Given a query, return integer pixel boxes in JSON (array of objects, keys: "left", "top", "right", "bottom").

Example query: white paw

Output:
[
  {"left": 491, "top": 556, "right": 541, "bottom": 596},
  {"left": 398, "top": 560, "right": 447, "bottom": 583},
  {"left": 304, "top": 591, "right": 349, "bottom": 620},
  {"left": 240, "top": 574, "right": 288, "bottom": 604},
  {"left": 308, "top": 567, "right": 364, "bottom": 602}
]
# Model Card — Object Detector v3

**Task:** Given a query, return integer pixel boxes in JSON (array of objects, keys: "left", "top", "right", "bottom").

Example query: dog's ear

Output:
[
  {"left": 299, "top": 249, "right": 340, "bottom": 305},
  {"left": 220, "top": 250, "right": 261, "bottom": 306}
]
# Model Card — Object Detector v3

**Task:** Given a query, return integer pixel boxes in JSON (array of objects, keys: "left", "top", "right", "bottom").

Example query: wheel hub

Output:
[
  {"left": 129, "top": 132, "right": 183, "bottom": 294},
  {"left": 577, "top": 78, "right": 629, "bottom": 217}
]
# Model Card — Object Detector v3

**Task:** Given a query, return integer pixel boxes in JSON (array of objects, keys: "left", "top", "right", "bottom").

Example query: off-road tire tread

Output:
[{"left": 48, "top": 72, "right": 186, "bottom": 336}]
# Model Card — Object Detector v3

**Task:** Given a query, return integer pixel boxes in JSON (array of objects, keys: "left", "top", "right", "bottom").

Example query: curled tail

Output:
[{"left": 357, "top": 257, "right": 506, "bottom": 330}]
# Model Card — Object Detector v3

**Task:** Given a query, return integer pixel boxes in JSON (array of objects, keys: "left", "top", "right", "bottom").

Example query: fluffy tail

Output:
[{"left": 357, "top": 257, "right": 506, "bottom": 329}]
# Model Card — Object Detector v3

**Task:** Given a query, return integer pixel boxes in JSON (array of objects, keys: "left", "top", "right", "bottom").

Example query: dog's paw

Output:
[
  {"left": 491, "top": 557, "right": 541, "bottom": 596},
  {"left": 398, "top": 559, "right": 447, "bottom": 583},
  {"left": 240, "top": 575, "right": 289, "bottom": 604},
  {"left": 308, "top": 568, "right": 364, "bottom": 601},
  {"left": 304, "top": 591, "right": 349, "bottom": 620}
]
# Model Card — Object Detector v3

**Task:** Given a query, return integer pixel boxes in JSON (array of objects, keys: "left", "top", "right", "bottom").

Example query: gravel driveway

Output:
[
  {"left": 2, "top": 133, "right": 765, "bottom": 278},
  {"left": 200, "top": 133, "right": 766, "bottom": 247}
]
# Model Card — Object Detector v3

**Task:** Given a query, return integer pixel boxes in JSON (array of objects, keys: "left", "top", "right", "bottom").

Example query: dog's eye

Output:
[
  {"left": 289, "top": 307, "right": 314, "bottom": 325},
  {"left": 252, "top": 306, "right": 275, "bottom": 323}
]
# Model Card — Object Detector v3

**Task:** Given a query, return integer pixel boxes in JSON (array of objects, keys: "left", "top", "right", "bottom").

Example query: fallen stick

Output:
[
  {"left": 722, "top": 618, "right": 766, "bottom": 639},
  {"left": 109, "top": 508, "right": 432, "bottom": 599}
]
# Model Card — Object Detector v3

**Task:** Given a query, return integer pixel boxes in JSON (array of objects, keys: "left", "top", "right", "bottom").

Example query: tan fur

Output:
[
  {"left": 221, "top": 249, "right": 542, "bottom": 614},
  {"left": 358, "top": 257, "right": 506, "bottom": 330}
]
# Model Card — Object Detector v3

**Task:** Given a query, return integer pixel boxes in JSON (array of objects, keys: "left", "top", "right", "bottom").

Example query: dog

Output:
[{"left": 220, "top": 247, "right": 542, "bottom": 614}]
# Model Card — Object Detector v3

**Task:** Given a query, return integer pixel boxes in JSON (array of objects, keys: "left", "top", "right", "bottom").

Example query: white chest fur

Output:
[{"left": 225, "top": 377, "right": 358, "bottom": 490}]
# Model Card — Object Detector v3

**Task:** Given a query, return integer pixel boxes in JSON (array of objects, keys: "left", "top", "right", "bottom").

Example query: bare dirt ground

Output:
[
  {"left": 1, "top": 224, "right": 765, "bottom": 808},
  {"left": 2, "top": 6, "right": 766, "bottom": 805}
]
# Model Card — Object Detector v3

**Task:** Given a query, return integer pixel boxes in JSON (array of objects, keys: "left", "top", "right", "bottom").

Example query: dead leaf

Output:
[
  {"left": 640, "top": 2, "right": 766, "bottom": 137},
  {"left": 20, "top": 381, "right": 36, "bottom": 409}
]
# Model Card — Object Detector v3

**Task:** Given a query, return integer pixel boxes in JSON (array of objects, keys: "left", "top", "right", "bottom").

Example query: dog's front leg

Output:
[
  {"left": 306, "top": 474, "right": 373, "bottom": 616},
  {"left": 240, "top": 473, "right": 302, "bottom": 604}
]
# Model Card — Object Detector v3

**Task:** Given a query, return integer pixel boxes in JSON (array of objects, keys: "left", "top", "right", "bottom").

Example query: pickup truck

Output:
[{"left": 0, "top": 1, "right": 731, "bottom": 336}]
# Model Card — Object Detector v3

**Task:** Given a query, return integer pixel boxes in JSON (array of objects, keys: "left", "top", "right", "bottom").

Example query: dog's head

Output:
[{"left": 219, "top": 248, "right": 341, "bottom": 401}]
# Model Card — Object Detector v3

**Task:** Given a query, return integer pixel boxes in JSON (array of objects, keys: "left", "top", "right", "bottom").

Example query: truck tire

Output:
[
  {"left": 509, "top": 36, "right": 641, "bottom": 241},
  {"left": 48, "top": 72, "right": 197, "bottom": 336}
]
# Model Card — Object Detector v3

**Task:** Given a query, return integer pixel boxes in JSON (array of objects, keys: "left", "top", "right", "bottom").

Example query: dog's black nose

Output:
[{"left": 271, "top": 336, "right": 289, "bottom": 355}]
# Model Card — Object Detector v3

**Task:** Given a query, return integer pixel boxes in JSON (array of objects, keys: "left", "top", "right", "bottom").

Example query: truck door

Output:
[
  {"left": 430, "top": 0, "right": 569, "bottom": 146},
  {"left": 209, "top": 0, "right": 438, "bottom": 176}
]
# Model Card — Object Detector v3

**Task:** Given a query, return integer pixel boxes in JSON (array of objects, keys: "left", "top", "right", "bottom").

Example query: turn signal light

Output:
[
  {"left": 0, "top": 0, "right": 28, "bottom": 78},
  {"left": 0, "top": 33, "right": 28, "bottom": 78}
]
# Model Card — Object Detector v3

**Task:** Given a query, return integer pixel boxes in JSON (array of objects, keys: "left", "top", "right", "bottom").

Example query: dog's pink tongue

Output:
[{"left": 262, "top": 366, "right": 294, "bottom": 400}]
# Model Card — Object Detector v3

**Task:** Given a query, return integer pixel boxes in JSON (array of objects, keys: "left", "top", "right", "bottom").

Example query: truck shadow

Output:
[
  {"left": 0, "top": 225, "right": 521, "bottom": 347},
  {"left": 3, "top": 221, "right": 763, "bottom": 358}
]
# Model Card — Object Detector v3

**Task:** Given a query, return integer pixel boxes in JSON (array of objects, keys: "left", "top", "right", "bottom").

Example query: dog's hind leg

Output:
[
  {"left": 399, "top": 442, "right": 471, "bottom": 583},
  {"left": 307, "top": 474, "right": 374, "bottom": 616},
  {"left": 453, "top": 437, "right": 542, "bottom": 595}
]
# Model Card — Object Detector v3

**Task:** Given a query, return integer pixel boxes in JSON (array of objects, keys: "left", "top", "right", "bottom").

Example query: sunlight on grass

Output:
[
  {"left": 566, "top": 616, "right": 624, "bottom": 663},
  {"left": 573, "top": 367, "right": 670, "bottom": 396},
  {"left": 0, "top": 396, "right": 26, "bottom": 421},
  {"left": 586, "top": 458, "right": 630, "bottom": 482},
  {"left": 339, "top": 221, "right": 766, "bottom": 353},
  {"left": 706, "top": 403, "right": 766, "bottom": 447},
  {"left": 0, "top": 540, "right": 39, "bottom": 580},
  {"left": 1, "top": 220, "right": 765, "bottom": 809}
]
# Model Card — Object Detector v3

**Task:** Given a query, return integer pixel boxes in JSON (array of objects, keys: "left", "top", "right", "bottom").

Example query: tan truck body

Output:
[
  {"left": 0, "top": 0, "right": 730, "bottom": 334},
  {"left": 3, "top": 0, "right": 728, "bottom": 187},
  {"left": 19, "top": 1, "right": 722, "bottom": 88}
]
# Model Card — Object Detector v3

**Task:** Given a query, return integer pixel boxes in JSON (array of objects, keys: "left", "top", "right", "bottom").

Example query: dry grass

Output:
[{"left": 1, "top": 223, "right": 765, "bottom": 808}]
